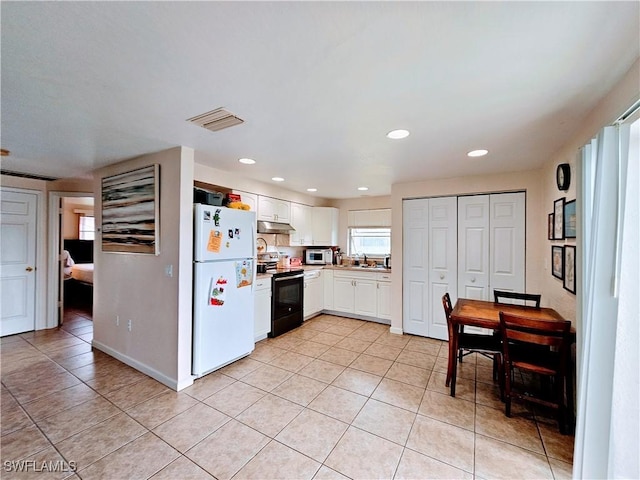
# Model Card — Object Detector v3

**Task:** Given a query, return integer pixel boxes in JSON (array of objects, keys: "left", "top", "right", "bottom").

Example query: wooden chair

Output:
[
  {"left": 442, "top": 293, "right": 502, "bottom": 393},
  {"left": 494, "top": 289, "right": 541, "bottom": 308},
  {"left": 499, "top": 312, "right": 572, "bottom": 433}
]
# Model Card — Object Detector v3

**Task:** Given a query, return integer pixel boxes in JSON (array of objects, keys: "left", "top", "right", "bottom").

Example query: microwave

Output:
[{"left": 306, "top": 248, "right": 333, "bottom": 265}]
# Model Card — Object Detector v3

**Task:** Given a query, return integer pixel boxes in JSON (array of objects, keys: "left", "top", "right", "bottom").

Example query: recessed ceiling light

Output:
[
  {"left": 467, "top": 149, "right": 489, "bottom": 157},
  {"left": 238, "top": 158, "right": 255, "bottom": 165},
  {"left": 358, "top": 186, "right": 369, "bottom": 191},
  {"left": 272, "top": 177, "right": 284, "bottom": 182},
  {"left": 387, "top": 129, "right": 410, "bottom": 139},
  {"left": 306, "top": 188, "right": 317, "bottom": 192}
]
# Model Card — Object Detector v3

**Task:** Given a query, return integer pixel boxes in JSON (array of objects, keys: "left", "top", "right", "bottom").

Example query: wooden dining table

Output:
[{"left": 448, "top": 298, "right": 574, "bottom": 424}]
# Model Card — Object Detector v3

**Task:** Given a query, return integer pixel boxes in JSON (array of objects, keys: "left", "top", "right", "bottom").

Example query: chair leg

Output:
[{"left": 504, "top": 362, "right": 512, "bottom": 417}]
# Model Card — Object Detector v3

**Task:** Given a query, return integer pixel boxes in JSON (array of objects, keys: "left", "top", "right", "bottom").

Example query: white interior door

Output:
[
  {"left": 490, "top": 192, "right": 525, "bottom": 295},
  {"left": 403, "top": 198, "right": 429, "bottom": 336},
  {"left": 428, "top": 197, "right": 457, "bottom": 341},
  {"left": 458, "top": 195, "right": 490, "bottom": 301},
  {"left": 1, "top": 190, "right": 37, "bottom": 336}
]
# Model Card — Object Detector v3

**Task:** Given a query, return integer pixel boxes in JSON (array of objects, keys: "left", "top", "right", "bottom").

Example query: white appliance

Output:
[
  {"left": 193, "top": 204, "right": 257, "bottom": 377},
  {"left": 305, "top": 248, "right": 333, "bottom": 265}
]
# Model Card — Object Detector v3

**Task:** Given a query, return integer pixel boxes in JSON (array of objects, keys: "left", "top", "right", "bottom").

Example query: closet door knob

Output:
[{"left": 471, "top": 277, "right": 476, "bottom": 283}]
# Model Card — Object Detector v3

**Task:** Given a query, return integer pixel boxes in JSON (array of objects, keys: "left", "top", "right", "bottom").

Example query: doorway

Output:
[{"left": 47, "top": 192, "right": 94, "bottom": 328}]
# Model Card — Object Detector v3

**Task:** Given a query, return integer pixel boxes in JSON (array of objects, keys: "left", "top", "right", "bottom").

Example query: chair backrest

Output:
[
  {"left": 494, "top": 289, "right": 541, "bottom": 308},
  {"left": 499, "top": 312, "right": 570, "bottom": 349},
  {"left": 442, "top": 292, "right": 453, "bottom": 320}
]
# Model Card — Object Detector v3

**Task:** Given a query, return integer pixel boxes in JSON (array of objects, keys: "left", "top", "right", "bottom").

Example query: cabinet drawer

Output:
[
  {"left": 377, "top": 273, "right": 392, "bottom": 282},
  {"left": 255, "top": 279, "right": 271, "bottom": 291},
  {"left": 333, "top": 270, "right": 377, "bottom": 280}
]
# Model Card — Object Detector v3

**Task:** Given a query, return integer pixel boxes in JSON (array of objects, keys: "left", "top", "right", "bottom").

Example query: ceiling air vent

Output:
[{"left": 187, "top": 107, "right": 244, "bottom": 132}]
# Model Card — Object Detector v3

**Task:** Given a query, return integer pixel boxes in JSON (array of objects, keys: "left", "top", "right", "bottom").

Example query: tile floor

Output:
[{"left": 1, "top": 310, "right": 575, "bottom": 479}]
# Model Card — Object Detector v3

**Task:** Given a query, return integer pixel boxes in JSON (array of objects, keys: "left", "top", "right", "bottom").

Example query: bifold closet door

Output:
[
  {"left": 489, "top": 192, "right": 525, "bottom": 294},
  {"left": 427, "top": 197, "right": 457, "bottom": 340},
  {"left": 458, "top": 195, "right": 490, "bottom": 301},
  {"left": 403, "top": 198, "right": 430, "bottom": 337},
  {"left": 403, "top": 197, "right": 457, "bottom": 340}
]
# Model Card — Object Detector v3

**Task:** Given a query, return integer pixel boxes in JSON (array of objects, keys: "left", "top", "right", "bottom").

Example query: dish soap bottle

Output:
[{"left": 354, "top": 254, "right": 360, "bottom": 266}]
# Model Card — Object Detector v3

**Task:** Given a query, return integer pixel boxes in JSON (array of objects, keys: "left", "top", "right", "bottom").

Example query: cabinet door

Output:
[
  {"left": 254, "top": 286, "right": 272, "bottom": 341},
  {"left": 333, "top": 276, "right": 355, "bottom": 313},
  {"left": 275, "top": 199, "right": 291, "bottom": 223},
  {"left": 258, "top": 196, "right": 277, "bottom": 221},
  {"left": 312, "top": 207, "right": 338, "bottom": 246},
  {"left": 307, "top": 275, "right": 324, "bottom": 316},
  {"left": 402, "top": 198, "right": 430, "bottom": 336},
  {"left": 323, "top": 269, "right": 334, "bottom": 309},
  {"left": 290, "top": 203, "right": 312, "bottom": 246},
  {"left": 354, "top": 278, "right": 377, "bottom": 317},
  {"left": 233, "top": 190, "right": 258, "bottom": 213},
  {"left": 489, "top": 192, "right": 525, "bottom": 294},
  {"left": 427, "top": 197, "right": 457, "bottom": 341},
  {"left": 377, "top": 281, "right": 392, "bottom": 320}
]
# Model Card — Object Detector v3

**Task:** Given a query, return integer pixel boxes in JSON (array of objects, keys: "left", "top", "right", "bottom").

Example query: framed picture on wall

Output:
[
  {"left": 548, "top": 213, "right": 554, "bottom": 240},
  {"left": 552, "top": 245, "right": 564, "bottom": 279},
  {"left": 553, "top": 198, "right": 565, "bottom": 240},
  {"left": 101, "top": 164, "right": 160, "bottom": 254},
  {"left": 564, "top": 200, "right": 576, "bottom": 238},
  {"left": 563, "top": 245, "right": 576, "bottom": 294}
]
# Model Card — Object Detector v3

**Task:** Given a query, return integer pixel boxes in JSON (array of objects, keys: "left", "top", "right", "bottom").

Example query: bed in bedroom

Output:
[{"left": 63, "top": 239, "right": 94, "bottom": 308}]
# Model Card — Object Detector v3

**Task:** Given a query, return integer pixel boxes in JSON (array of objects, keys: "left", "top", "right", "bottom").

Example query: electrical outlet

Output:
[
  {"left": 165, "top": 264, "right": 173, "bottom": 277},
  {"left": 116, "top": 315, "right": 120, "bottom": 326},
  {"left": 127, "top": 319, "right": 132, "bottom": 332}
]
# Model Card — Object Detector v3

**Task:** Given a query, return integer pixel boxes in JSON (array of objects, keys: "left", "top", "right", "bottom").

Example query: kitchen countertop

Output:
[
  {"left": 324, "top": 265, "right": 392, "bottom": 273},
  {"left": 256, "top": 264, "right": 391, "bottom": 279}
]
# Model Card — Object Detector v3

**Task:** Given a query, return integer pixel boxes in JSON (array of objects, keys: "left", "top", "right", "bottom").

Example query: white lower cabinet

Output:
[
  {"left": 323, "top": 269, "right": 334, "bottom": 310},
  {"left": 303, "top": 270, "right": 323, "bottom": 319},
  {"left": 377, "top": 273, "right": 392, "bottom": 321},
  {"left": 332, "top": 270, "right": 381, "bottom": 318},
  {"left": 333, "top": 275, "right": 355, "bottom": 313},
  {"left": 354, "top": 278, "right": 377, "bottom": 316},
  {"left": 254, "top": 278, "right": 272, "bottom": 341}
]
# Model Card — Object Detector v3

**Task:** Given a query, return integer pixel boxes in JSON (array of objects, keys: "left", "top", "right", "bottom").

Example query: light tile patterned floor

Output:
[{"left": 1, "top": 310, "right": 575, "bottom": 479}]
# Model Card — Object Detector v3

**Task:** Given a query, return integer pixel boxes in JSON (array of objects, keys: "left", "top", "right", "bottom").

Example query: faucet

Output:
[{"left": 363, "top": 254, "right": 368, "bottom": 264}]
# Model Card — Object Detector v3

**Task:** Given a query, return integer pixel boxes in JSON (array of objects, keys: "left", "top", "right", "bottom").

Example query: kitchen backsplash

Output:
[{"left": 256, "top": 233, "right": 303, "bottom": 259}]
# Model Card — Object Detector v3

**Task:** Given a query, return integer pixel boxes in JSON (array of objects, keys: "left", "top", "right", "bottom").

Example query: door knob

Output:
[
  {"left": 471, "top": 277, "right": 476, "bottom": 283},
  {"left": 440, "top": 274, "right": 445, "bottom": 280},
  {"left": 26, "top": 266, "right": 34, "bottom": 272}
]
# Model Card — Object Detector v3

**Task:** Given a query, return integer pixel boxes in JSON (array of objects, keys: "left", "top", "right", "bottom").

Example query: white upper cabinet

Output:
[
  {"left": 232, "top": 190, "right": 258, "bottom": 213},
  {"left": 258, "top": 196, "right": 291, "bottom": 223},
  {"left": 290, "top": 202, "right": 313, "bottom": 246},
  {"left": 312, "top": 207, "right": 338, "bottom": 246}
]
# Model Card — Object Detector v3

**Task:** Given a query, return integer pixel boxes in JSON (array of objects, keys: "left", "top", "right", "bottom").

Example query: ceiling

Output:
[{"left": 2, "top": 2, "right": 638, "bottom": 199}]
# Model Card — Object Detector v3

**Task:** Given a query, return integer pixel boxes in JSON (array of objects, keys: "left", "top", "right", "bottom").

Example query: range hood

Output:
[{"left": 257, "top": 220, "right": 296, "bottom": 234}]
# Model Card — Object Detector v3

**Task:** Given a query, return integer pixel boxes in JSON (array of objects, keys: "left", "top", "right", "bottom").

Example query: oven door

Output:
[{"left": 270, "top": 273, "right": 304, "bottom": 337}]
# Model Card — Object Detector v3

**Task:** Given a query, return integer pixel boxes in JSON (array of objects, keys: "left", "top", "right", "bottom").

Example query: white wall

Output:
[
  {"left": 93, "top": 147, "right": 195, "bottom": 390},
  {"left": 390, "top": 170, "right": 545, "bottom": 333},
  {"left": 540, "top": 58, "right": 640, "bottom": 331}
]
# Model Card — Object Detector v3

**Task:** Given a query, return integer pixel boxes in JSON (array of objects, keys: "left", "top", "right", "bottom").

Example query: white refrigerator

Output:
[{"left": 193, "top": 204, "right": 256, "bottom": 377}]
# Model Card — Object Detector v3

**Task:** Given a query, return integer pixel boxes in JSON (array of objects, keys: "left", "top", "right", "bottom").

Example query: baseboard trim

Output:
[
  {"left": 389, "top": 326, "right": 404, "bottom": 335},
  {"left": 91, "top": 340, "right": 193, "bottom": 391},
  {"left": 321, "top": 310, "right": 391, "bottom": 326}
]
